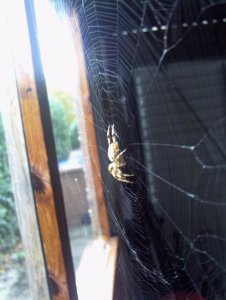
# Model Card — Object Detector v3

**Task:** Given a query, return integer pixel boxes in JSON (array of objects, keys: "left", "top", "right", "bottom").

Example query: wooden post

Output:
[
  {"left": 6, "top": 1, "right": 78, "bottom": 299},
  {"left": 0, "top": 8, "right": 50, "bottom": 299},
  {"left": 68, "top": 12, "right": 110, "bottom": 238}
]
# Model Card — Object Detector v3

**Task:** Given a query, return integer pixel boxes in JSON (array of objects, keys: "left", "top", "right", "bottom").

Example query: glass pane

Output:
[{"left": 34, "top": 0, "right": 102, "bottom": 272}]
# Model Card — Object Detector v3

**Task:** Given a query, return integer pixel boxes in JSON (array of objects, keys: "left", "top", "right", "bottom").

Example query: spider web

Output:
[{"left": 54, "top": 0, "right": 226, "bottom": 299}]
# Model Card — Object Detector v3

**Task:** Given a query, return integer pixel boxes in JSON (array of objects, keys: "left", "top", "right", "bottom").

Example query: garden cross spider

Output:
[{"left": 107, "top": 124, "right": 133, "bottom": 184}]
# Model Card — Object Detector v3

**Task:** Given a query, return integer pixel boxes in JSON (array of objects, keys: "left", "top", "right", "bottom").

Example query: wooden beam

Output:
[
  {"left": 6, "top": 1, "right": 77, "bottom": 299},
  {"left": 76, "top": 238, "right": 118, "bottom": 300},
  {"left": 0, "top": 9, "right": 50, "bottom": 299},
  {"left": 68, "top": 12, "right": 110, "bottom": 238}
]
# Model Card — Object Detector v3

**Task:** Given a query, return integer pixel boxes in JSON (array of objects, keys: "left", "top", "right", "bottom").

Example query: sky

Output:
[{"left": 34, "top": 0, "right": 79, "bottom": 95}]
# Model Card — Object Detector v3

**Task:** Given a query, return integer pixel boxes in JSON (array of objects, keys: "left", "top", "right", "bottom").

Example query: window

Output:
[{"left": 0, "top": 1, "right": 116, "bottom": 300}]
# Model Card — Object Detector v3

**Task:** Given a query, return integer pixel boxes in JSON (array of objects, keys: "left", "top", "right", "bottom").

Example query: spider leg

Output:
[
  {"left": 116, "top": 149, "right": 126, "bottom": 160},
  {"left": 111, "top": 124, "right": 117, "bottom": 144},
  {"left": 109, "top": 162, "right": 133, "bottom": 184},
  {"left": 123, "top": 173, "right": 134, "bottom": 177},
  {"left": 107, "top": 125, "right": 111, "bottom": 144},
  {"left": 107, "top": 124, "right": 113, "bottom": 145},
  {"left": 118, "top": 175, "right": 133, "bottom": 184},
  {"left": 114, "top": 165, "right": 133, "bottom": 182}
]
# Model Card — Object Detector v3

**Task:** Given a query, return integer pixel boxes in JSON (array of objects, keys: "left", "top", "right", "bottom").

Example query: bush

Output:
[
  {"left": 69, "top": 122, "right": 80, "bottom": 149},
  {"left": 49, "top": 99, "right": 72, "bottom": 161},
  {"left": 0, "top": 116, "right": 19, "bottom": 252}
]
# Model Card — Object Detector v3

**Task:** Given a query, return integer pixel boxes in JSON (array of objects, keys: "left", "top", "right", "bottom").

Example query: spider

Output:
[{"left": 107, "top": 124, "right": 133, "bottom": 184}]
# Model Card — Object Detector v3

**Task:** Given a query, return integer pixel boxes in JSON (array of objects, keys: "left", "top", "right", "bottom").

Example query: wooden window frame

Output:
[{"left": 2, "top": 0, "right": 117, "bottom": 299}]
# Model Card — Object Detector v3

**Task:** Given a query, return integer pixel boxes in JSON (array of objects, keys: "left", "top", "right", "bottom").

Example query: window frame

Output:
[{"left": 2, "top": 0, "right": 112, "bottom": 299}]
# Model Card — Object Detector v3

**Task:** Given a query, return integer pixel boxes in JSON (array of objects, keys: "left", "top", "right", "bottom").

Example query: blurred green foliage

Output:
[
  {"left": 0, "top": 116, "right": 19, "bottom": 252},
  {"left": 51, "top": 90, "right": 76, "bottom": 125},
  {"left": 50, "top": 99, "right": 72, "bottom": 161},
  {"left": 69, "top": 122, "right": 80, "bottom": 150},
  {"left": 50, "top": 96, "right": 80, "bottom": 161}
]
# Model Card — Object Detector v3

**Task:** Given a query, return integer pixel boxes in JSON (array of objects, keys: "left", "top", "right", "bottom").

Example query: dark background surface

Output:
[{"left": 62, "top": 1, "right": 226, "bottom": 299}]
